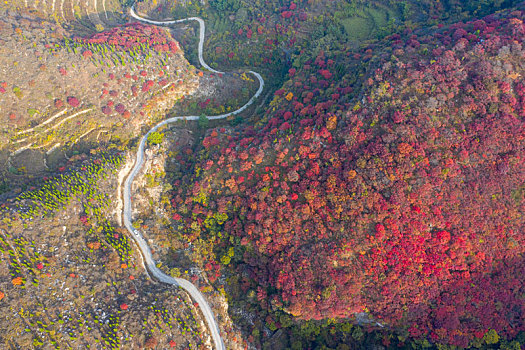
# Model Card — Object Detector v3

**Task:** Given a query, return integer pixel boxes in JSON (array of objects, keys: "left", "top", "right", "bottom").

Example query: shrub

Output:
[
  {"left": 115, "top": 103, "right": 126, "bottom": 114},
  {"left": 144, "top": 337, "right": 158, "bottom": 349},
  {"left": 82, "top": 49, "right": 93, "bottom": 58},
  {"left": 101, "top": 106, "right": 112, "bottom": 115},
  {"left": 147, "top": 132, "right": 164, "bottom": 145},
  {"left": 67, "top": 96, "right": 79, "bottom": 107},
  {"left": 141, "top": 80, "right": 154, "bottom": 92},
  {"left": 27, "top": 108, "right": 39, "bottom": 117}
]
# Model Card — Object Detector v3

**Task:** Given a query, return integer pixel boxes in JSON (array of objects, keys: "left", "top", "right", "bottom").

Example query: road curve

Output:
[
  {"left": 130, "top": 6, "right": 221, "bottom": 74},
  {"left": 124, "top": 6, "right": 264, "bottom": 350}
]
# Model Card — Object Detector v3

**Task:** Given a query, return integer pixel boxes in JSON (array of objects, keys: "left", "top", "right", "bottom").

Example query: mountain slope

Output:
[{"left": 170, "top": 6, "right": 525, "bottom": 347}]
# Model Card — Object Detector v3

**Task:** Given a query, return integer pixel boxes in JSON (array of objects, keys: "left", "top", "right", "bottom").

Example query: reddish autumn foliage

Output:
[
  {"left": 170, "top": 8, "right": 525, "bottom": 348},
  {"left": 281, "top": 11, "right": 293, "bottom": 19},
  {"left": 141, "top": 80, "right": 154, "bottom": 92},
  {"left": 101, "top": 106, "right": 112, "bottom": 115},
  {"left": 66, "top": 96, "right": 79, "bottom": 107},
  {"left": 114, "top": 103, "right": 126, "bottom": 114},
  {"left": 79, "top": 22, "right": 179, "bottom": 54}
]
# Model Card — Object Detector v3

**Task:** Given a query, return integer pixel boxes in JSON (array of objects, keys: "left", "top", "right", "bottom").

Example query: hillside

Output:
[
  {"left": 0, "top": 0, "right": 524, "bottom": 349},
  {"left": 0, "top": 9, "right": 203, "bottom": 187},
  {"left": 0, "top": 1, "right": 254, "bottom": 349},
  {"left": 0, "top": 5, "right": 254, "bottom": 196},
  {"left": 169, "top": 5, "right": 525, "bottom": 348}
]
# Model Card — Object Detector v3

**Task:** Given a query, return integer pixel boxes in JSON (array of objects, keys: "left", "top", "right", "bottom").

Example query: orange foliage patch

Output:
[
  {"left": 397, "top": 142, "right": 413, "bottom": 155},
  {"left": 326, "top": 114, "right": 337, "bottom": 130},
  {"left": 87, "top": 241, "right": 101, "bottom": 250},
  {"left": 11, "top": 277, "right": 23, "bottom": 286}
]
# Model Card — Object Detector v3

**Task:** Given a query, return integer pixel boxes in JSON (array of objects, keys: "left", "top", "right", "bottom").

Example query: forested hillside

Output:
[
  {"left": 168, "top": 2, "right": 525, "bottom": 348},
  {"left": 0, "top": 0, "right": 524, "bottom": 348}
]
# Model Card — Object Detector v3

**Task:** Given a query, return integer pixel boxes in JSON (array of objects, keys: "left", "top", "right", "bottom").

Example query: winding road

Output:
[{"left": 123, "top": 6, "right": 264, "bottom": 350}]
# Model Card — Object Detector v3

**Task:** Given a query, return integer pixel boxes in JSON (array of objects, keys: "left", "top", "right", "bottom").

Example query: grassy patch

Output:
[
  {"left": 339, "top": 4, "right": 399, "bottom": 41},
  {"left": 368, "top": 7, "right": 388, "bottom": 28},
  {"left": 341, "top": 16, "right": 372, "bottom": 40}
]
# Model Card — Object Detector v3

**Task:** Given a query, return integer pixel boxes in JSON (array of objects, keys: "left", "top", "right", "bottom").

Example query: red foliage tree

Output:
[{"left": 67, "top": 96, "right": 79, "bottom": 107}]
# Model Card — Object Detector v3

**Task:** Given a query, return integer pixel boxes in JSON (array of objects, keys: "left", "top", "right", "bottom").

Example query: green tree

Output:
[
  {"left": 209, "top": 0, "right": 240, "bottom": 12},
  {"left": 198, "top": 114, "right": 209, "bottom": 129},
  {"left": 483, "top": 329, "right": 500, "bottom": 345},
  {"left": 147, "top": 132, "right": 164, "bottom": 145},
  {"left": 500, "top": 340, "right": 521, "bottom": 350}
]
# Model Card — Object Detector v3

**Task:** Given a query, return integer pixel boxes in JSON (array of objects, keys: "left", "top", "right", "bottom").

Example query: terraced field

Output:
[
  {"left": 4, "top": 0, "right": 125, "bottom": 31},
  {"left": 0, "top": 3, "right": 204, "bottom": 182}
]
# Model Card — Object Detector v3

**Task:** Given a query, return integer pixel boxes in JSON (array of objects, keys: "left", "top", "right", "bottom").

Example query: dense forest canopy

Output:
[{"left": 167, "top": 1, "right": 525, "bottom": 348}]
